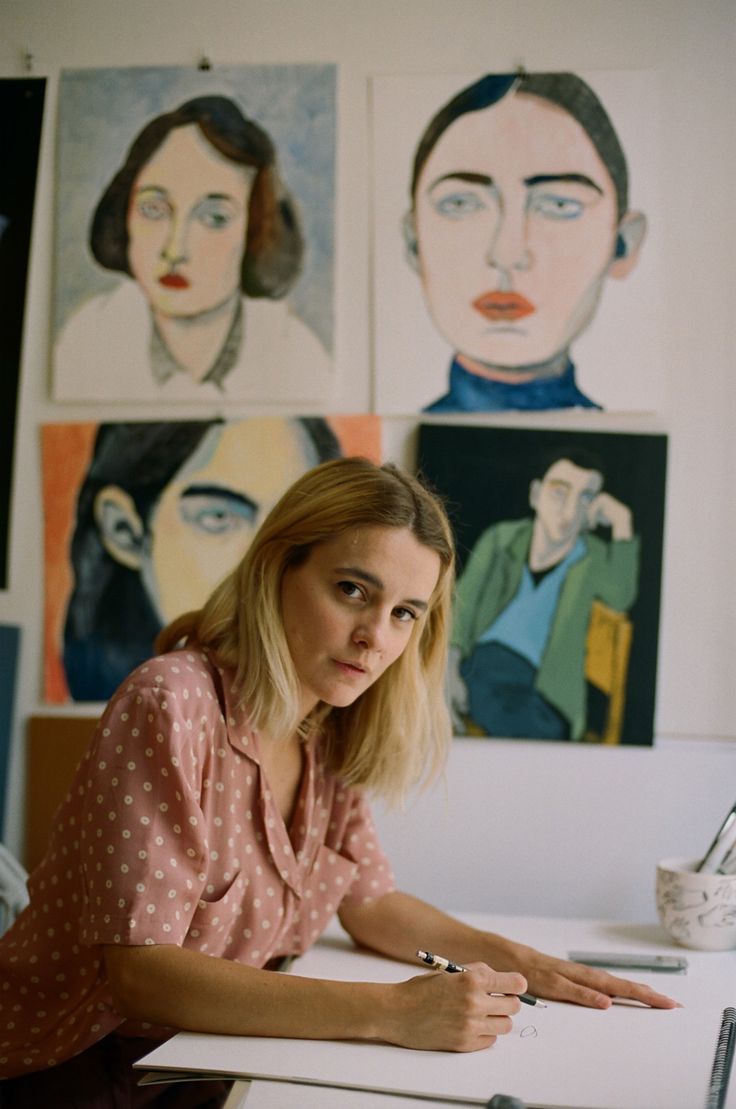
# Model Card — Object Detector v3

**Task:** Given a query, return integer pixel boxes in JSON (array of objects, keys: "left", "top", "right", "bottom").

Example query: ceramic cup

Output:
[{"left": 656, "top": 855, "right": 736, "bottom": 950}]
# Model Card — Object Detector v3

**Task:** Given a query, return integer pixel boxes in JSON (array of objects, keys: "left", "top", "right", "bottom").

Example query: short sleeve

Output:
[
  {"left": 77, "top": 683, "right": 208, "bottom": 948},
  {"left": 334, "top": 793, "right": 396, "bottom": 906}
]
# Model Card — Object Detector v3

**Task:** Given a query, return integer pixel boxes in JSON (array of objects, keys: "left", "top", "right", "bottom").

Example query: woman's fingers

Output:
[
  {"left": 391, "top": 964, "right": 525, "bottom": 1052},
  {"left": 522, "top": 954, "right": 680, "bottom": 1009}
]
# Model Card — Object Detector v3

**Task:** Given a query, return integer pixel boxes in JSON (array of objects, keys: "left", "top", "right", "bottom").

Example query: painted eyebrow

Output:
[
  {"left": 428, "top": 171, "right": 493, "bottom": 191},
  {"left": 426, "top": 171, "right": 604, "bottom": 195},
  {"left": 133, "top": 187, "right": 238, "bottom": 203},
  {"left": 196, "top": 192, "right": 239, "bottom": 202},
  {"left": 524, "top": 172, "right": 604, "bottom": 194},
  {"left": 179, "top": 484, "right": 258, "bottom": 515},
  {"left": 335, "top": 565, "right": 430, "bottom": 611}
]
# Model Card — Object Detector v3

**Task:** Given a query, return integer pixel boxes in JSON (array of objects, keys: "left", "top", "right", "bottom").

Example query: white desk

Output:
[{"left": 140, "top": 914, "right": 736, "bottom": 1109}]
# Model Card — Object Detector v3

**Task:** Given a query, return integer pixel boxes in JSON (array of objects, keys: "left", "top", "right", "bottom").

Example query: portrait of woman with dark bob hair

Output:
[
  {"left": 388, "top": 71, "right": 649, "bottom": 413},
  {"left": 54, "top": 95, "right": 331, "bottom": 403},
  {"left": 62, "top": 416, "right": 342, "bottom": 701}
]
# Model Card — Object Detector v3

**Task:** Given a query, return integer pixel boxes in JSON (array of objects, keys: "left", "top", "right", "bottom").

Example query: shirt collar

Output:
[
  {"left": 423, "top": 357, "right": 600, "bottom": 413},
  {"left": 149, "top": 298, "right": 243, "bottom": 390}
]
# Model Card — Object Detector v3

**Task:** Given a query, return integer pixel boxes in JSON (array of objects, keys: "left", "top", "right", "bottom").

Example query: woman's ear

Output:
[
  {"left": 608, "top": 211, "right": 647, "bottom": 279},
  {"left": 402, "top": 210, "right": 421, "bottom": 272},
  {"left": 93, "top": 485, "right": 146, "bottom": 570}
]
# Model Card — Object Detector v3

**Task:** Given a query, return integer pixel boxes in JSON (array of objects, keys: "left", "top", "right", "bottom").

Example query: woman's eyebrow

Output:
[
  {"left": 426, "top": 171, "right": 604, "bottom": 195},
  {"left": 524, "top": 172, "right": 604, "bottom": 194},
  {"left": 335, "top": 565, "right": 429, "bottom": 611},
  {"left": 427, "top": 171, "right": 493, "bottom": 190},
  {"left": 179, "top": 484, "right": 258, "bottom": 515}
]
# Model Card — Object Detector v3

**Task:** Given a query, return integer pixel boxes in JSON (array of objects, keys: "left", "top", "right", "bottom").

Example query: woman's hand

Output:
[
  {"left": 384, "top": 963, "right": 527, "bottom": 1052},
  {"left": 493, "top": 941, "right": 679, "bottom": 1010}
]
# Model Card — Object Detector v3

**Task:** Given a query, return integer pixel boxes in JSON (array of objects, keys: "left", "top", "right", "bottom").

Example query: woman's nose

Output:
[
  {"left": 161, "top": 212, "right": 190, "bottom": 265},
  {"left": 485, "top": 206, "right": 532, "bottom": 277},
  {"left": 352, "top": 614, "right": 385, "bottom": 651}
]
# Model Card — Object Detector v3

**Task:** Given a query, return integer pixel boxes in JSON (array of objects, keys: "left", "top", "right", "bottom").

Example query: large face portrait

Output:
[
  {"left": 135, "top": 419, "right": 315, "bottom": 622},
  {"left": 42, "top": 416, "right": 381, "bottom": 703},
  {"left": 411, "top": 93, "right": 635, "bottom": 373},
  {"left": 127, "top": 123, "right": 255, "bottom": 321},
  {"left": 372, "top": 71, "right": 662, "bottom": 413}
]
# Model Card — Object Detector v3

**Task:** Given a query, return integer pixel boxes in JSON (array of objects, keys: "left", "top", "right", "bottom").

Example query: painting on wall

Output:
[
  {"left": 0, "top": 78, "right": 46, "bottom": 589},
  {"left": 0, "top": 625, "right": 21, "bottom": 835},
  {"left": 418, "top": 425, "right": 667, "bottom": 745},
  {"left": 52, "top": 64, "right": 336, "bottom": 405},
  {"left": 373, "top": 70, "right": 663, "bottom": 415},
  {"left": 42, "top": 415, "right": 381, "bottom": 703}
]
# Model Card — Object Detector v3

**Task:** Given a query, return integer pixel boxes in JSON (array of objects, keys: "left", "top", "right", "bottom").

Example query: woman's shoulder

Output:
[
  {"left": 56, "top": 281, "right": 147, "bottom": 345},
  {"left": 107, "top": 647, "right": 224, "bottom": 713},
  {"left": 53, "top": 281, "right": 153, "bottom": 400},
  {"left": 229, "top": 298, "right": 332, "bottom": 402}
]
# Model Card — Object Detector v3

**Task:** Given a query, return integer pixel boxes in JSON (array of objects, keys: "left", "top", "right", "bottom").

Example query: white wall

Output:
[
  {"left": 1, "top": 0, "right": 734, "bottom": 920},
  {"left": 375, "top": 738, "right": 736, "bottom": 920}
]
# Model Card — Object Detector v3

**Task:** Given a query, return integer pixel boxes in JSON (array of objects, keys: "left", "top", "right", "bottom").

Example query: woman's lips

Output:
[
  {"left": 333, "top": 659, "right": 367, "bottom": 677},
  {"left": 159, "top": 272, "right": 190, "bottom": 289},
  {"left": 473, "top": 291, "right": 535, "bottom": 321}
]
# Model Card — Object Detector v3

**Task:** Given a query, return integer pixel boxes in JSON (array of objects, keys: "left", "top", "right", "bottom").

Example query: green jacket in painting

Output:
[{"left": 452, "top": 518, "right": 640, "bottom": 740}]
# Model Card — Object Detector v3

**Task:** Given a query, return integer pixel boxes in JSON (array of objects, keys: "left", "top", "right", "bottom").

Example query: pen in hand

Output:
[{"left": 415, "top": 950, "right": 548, "bottom": 1008}]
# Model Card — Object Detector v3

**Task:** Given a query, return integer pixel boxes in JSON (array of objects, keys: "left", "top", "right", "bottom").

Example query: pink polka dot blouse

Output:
[{"left": 0, "top": 648, "right": 396, "bottom": 1078}]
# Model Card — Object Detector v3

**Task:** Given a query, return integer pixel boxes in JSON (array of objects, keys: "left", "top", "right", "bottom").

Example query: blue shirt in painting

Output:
[
  {"left": 423, "top": 356, "right": 601, "bottom": 413},
  {"left": 477, "top": 537, "right": 587, "bottom": 668}
]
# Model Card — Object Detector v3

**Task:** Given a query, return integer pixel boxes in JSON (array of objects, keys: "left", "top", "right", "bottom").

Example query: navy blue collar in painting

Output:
[{"left": 423, "top": 356, "right": 601, "bottom": 413}]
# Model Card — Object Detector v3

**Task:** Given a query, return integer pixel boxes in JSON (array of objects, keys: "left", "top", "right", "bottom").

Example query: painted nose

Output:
[
  {"left": 558, "top": 495, "right": 579, "bottom": 532},
  {"left": 485, "top": 208, "right": 531, "bottom": 278},
  {"left": 161, "top": 212, "right": 190, "bottom": 266}
]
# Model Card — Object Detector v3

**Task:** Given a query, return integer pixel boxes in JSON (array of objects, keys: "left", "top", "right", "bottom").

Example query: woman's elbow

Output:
[{"left": 103, "top": 944, "right": 158, "bottom": 1020}]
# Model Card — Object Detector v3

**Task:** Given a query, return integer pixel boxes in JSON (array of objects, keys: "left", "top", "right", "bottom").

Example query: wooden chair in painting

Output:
[
  {"left": 460, "top": 597, "right": 633, "bottom": 744},
  {"left": 582, "top": 599, "right": 633, "bottom": 745}
]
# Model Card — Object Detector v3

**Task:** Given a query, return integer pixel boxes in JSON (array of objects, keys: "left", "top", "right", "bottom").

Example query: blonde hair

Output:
[{"left": 157, "top": 458, "right": 455, "bottom": 803}]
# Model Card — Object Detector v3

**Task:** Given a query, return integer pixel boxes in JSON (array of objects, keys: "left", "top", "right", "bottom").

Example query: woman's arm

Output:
[
  {"left": 103, "top": 939, "right": 524, "bottom": 1053},
  {"left": 338, "top": 890, "right": 679, "bottom": 1010}
]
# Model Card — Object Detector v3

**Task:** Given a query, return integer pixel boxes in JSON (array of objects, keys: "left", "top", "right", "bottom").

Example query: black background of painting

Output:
[
  {"left": 418, "top": 423, "right": 668, "bottom": 746},
  {"left": 0, "top": 625, "right": 20, "bottom": 832},
  {"left": 0, "top": 78, "right": 46, "bottom": 589}
]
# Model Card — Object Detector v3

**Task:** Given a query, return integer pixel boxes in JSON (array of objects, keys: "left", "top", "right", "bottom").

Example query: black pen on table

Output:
[{"left": 416, "top": 949, "right": 548, "bottom": 1007}]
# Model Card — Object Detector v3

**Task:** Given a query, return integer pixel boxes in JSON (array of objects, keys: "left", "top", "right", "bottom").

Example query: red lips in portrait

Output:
[
  {"left": 472, "top": 291, "right": 535, "bottom": 321},
  {"left": 159, "top": 272, "right": 190, "bottom": 289}
]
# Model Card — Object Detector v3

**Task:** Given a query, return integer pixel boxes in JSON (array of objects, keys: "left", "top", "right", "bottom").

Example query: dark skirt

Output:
[{"left": 0, "top": 1034, "right": 232, "bottom": 1108}]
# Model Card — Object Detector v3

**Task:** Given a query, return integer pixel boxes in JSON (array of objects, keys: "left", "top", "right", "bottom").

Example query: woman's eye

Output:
[
  {"left": 337, "top": 581, "right": 363, "bottom": 600},
  {"left": 393, "top": 607, "right": 417, "bottom": 623},
  {"left": 179, "top": 494, "right": 256, "bottom": 536},
  {"left": 432, "top": 190, "right": 486, "bottom": 219},
  {"left": 135, "top": 196, "right": 171, "bottom": 221},
  {"left": 529, "top": 193, "right": 584, "bottom": 220},
  {"left": 193, "top": 198, "right": 238, "bottom": 229}
]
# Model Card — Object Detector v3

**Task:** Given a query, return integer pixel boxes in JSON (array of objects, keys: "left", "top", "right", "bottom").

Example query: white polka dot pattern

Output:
[{"left": 0, "top": 648, "right": 395, "bottom": 1078}]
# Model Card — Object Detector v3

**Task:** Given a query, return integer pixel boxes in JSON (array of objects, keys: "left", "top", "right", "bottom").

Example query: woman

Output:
[
  {"left": 62, "top": 416, "right": 342, "bottom": 701},
  {"left": 1, "top": 459, "right": 675, "bottom": 1106},
  {"left": 404, "top": 71, "right": 647, "bottom": 413},
  {"left": 54, "top": 95, "right": 330, "bottom": 403}
]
